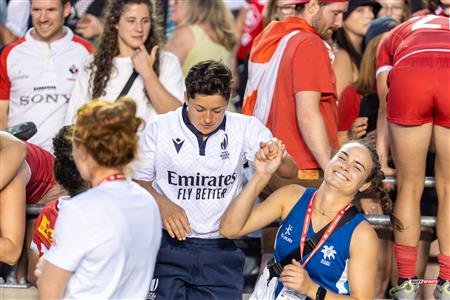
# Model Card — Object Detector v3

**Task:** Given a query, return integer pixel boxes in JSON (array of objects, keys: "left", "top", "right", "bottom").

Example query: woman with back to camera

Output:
[
  {"left": 221, "top": 140, "right": 402, "bottom": 299},
  {"left": 65, "top": 0, "right": 185, "bottom": 125},
  {"left": 36, "top": 97, "right": 162, "bottom": 299}
]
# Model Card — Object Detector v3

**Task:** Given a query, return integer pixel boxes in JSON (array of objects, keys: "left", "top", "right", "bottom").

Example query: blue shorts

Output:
[{"left": 147, "top": 231, "right": 245, "bottom": 300}]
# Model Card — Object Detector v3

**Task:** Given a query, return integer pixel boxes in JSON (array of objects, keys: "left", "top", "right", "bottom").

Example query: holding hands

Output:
[{"left": 255, "top": 138, "right": 286, "bottom": 176}]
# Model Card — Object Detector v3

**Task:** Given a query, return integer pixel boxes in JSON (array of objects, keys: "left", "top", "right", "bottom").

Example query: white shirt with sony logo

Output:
[
  {"left": 133, "top": 106, "right": 272, "bottom": 239},
  {"left": 0, "top": 27, "right": 91, "bottom": 152}
]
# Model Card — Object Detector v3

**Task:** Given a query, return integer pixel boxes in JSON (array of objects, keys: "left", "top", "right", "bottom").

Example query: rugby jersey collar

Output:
[
  {"left": 181, "top": 104, "right": 227, "bottom": 156},
  {"left": 25, "top": 26, "right": 73, "bottom": 49}
]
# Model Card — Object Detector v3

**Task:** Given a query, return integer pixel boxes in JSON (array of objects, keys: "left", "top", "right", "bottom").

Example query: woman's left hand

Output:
[
  {"left": 280, "top": 259, "right": 316, "bottom": 295},
  {"left": 131, "top": 45, "right": 158, "bottom": 80}
]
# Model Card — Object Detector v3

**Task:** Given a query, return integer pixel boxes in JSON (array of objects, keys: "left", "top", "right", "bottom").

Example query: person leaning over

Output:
[{"left": 134, "top": 60, "right": 297, "bottom": 300}]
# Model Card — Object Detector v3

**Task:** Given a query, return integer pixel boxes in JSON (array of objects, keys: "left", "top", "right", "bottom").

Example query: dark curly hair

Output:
[
  {"left": 52, "top": 126, "right": 86, "bottom": 196},
  {"left": 185, "top": 60, "right": 232, "bottom": 101},
  {"left": 71, "top": 97, "right": 143, "bottom": 168},
  {"left": 351, "top": 140, "right": 403, "bottom": 230},
  {"left": 89, "top": 0, "right": 163, "bottom": 98}
]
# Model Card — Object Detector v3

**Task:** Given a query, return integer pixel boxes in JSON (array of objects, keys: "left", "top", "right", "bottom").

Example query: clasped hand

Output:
[{"left": 255, "top": 138, "right": 286, "bottom": 175}]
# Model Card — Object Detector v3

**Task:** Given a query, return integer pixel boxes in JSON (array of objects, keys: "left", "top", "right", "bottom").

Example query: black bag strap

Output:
[
  {"left": 116, "top": 70, "right": 139, "bottom": 100},
  {"left": 268, "top": 206, "right": 359, "bottom": 280}
]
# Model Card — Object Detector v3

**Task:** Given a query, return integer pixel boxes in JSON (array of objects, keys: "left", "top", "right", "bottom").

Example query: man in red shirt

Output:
[
  {"left": 243, "top": 0, "right": 347, "bottom": 185},
  {"left": 376, "top": 15, "right": 450, "bottom": 298}
]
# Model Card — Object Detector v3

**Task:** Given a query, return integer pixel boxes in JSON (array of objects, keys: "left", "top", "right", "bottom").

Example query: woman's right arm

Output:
[
  {"left": 0, "top": 162, "right": 29, "bottom": 265},
  {"left": 0, "top": 132, "right": 26, "bottom": 190}
]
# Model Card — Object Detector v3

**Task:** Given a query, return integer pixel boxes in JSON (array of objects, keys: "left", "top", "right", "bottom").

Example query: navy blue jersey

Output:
[{"left": 274, "top": 188, "right": 366, "bottom": 297}]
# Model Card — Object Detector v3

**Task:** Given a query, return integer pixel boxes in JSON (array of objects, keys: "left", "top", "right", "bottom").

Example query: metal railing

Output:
[
  {"left": 366, "top": 215, "right": 436, "bottom": 227},
  {"left": 25, "top": 176, "right": 437, "bottom": 219},
  {"left": 384, "top": 176, "right": 435, "bottom": 188}
]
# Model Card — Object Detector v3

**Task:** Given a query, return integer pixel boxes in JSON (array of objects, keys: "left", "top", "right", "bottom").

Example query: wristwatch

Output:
[{"left": 315, "top": 286, "right": 327, "bottom": 300}]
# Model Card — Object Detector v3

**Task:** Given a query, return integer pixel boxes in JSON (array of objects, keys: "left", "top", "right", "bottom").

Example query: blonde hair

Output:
[
  {"left": 72, "top": 97, "right": 143, "bottom": 168},
  {"left": 182, "top": 0, "right": 237, "bottom": 51},
  {"left": 355, "top": 35, "right": 384, "bottom": 95}
]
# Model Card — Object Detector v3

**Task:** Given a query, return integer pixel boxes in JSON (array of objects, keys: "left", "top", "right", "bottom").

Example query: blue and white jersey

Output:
[
  {"left": 134, "top": 105, "right": 272, "bottom": 239},
  {"left": 274, "top": 188, "right": 366, "bottom": 298}
]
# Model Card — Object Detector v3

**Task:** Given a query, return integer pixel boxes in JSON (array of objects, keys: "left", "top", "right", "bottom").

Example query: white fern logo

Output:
[
  {"left": 321, "top": 245, "right": 337, "bottom": 260},
  {"left": 284, "top": 224, "right": 293, "bottom": 236}
]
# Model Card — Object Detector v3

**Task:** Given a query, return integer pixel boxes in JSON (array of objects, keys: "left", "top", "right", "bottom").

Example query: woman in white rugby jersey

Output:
[
  {"left": 134, "top": 60, "right": 297, "bottom": 300},
  {"left": 64, "top": 0, "right": 185, "bottom": 125},
  {"left": 36, "top": 97, "right": 161, "bottom": 299}
]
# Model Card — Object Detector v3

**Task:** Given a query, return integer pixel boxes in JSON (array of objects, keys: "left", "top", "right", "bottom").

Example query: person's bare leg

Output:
[
  {"left": 433, "top": 125, "right": 450, "bottom": 256},
  {"left": 390, "top": 123, "right": 432, "bottom": 246},
  {"left": 389, "top": 123, "right": 432, "bottom": 284}
]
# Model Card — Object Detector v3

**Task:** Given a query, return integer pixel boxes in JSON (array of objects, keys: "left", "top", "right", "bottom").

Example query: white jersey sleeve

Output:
[
  {"left": 44, "top": 202, "right": 91, "bottom": 272},
  {"left": 159, "top": 51, "right": 185, "bottom": 102},
  {"left": 133, "top": 120, "right": 158, "bottom": 182},
  {"left": 243, "top": 116, "right": 273, "bottom": 163},
  {"left": 64, "top": 56, "right": 93, "bottom": 125}
]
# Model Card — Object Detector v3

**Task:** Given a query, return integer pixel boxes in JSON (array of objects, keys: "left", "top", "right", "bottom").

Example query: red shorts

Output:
[{"left": 387, "top": 52, "right": 450, "bottom": 127}]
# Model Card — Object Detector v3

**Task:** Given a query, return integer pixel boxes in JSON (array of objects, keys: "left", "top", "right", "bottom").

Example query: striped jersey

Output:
[{"left": 376, "top": 15, "right": 450, "bottom": 75}]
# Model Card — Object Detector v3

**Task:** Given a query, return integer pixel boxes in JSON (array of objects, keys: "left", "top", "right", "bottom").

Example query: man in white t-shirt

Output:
[
  {"left": 0, "top": 0, "right": 93, "bottom": 152},
  {"left": 134, "top": 60, "right": 297, "bottom": 299}
]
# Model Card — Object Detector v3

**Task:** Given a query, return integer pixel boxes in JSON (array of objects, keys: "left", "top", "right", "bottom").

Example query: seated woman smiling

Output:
[{"left": 221, "top": 140, "right": 401, "bottom": 299}]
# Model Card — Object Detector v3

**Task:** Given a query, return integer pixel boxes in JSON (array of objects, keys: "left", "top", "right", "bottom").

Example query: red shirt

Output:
[
  {"left": 266, "top": 30, "right": 339, "bottom": 169},
  {"left": 377, "top": 15, "right": 450, "bottom": 73},
  {"left": 338, "top": 84, "right": 362, "bottom": 131},
  {"left": 31, "top": 199, "right": 60, "bottom": 256},
  {"left": 25, "top": 142, "right": 56, "bottom": 204}
]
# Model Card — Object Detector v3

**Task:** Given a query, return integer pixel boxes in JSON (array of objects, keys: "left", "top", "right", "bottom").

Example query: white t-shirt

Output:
[
  {"left": 44, "top": 180, "right": 162, "bottom": 299},
  {"left": 0, "top": 27, "right": 93, "bottom": 152},
  {"left": 64, "top": 51, "right": 185, "bottom": 125},
  {"left": 133, "top": 106, "right": 272, "bottom": 238}
]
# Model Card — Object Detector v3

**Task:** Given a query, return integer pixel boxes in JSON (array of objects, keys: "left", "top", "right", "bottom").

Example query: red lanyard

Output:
[
  {"left": 95, "top": 173, "right": 126, "bottom": 187},
  {"left": 299, "top": 191, "right": 351, "bottom": 267}
]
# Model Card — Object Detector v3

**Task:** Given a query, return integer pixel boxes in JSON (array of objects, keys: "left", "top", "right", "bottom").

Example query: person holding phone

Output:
[{"left": 64, "top": 0, "right": 185, "bottom": 125}]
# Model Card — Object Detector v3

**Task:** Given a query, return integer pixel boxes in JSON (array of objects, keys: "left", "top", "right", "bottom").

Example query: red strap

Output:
[
  {"left": 95, "top": 173, "right": 126, "bottom": 187},
  {"left": 299, "top": 191, "right": 351, "bottom": 267}
]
